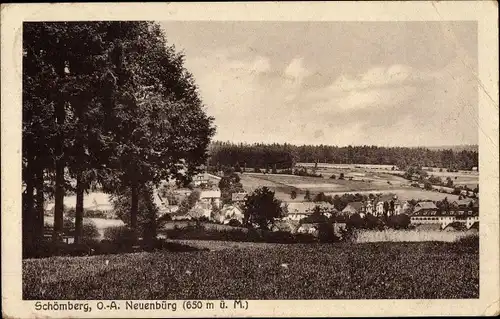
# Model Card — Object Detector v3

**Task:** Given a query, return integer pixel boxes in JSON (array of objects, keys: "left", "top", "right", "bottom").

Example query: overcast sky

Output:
[{"left": 159, "top": 21, "right": 478, "bottom": 147}]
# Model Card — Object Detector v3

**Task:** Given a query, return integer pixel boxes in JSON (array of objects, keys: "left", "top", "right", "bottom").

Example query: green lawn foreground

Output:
[{"left": 23, "top": 242, "right": 478, "bottom": 300}]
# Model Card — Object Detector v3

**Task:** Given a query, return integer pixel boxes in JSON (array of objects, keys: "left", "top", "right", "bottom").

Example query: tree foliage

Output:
[
  {"left": 243, "top": 187, "right": 283, "bottom": 230},
  {"left": 208, "top": 141, "right": 478, "bottom": 171},
  {"left": 22, "top": 22, "right": 215, "bottom": 247},
  {"left": 218, "top": 171, "right": 244, "bottom": 205}
]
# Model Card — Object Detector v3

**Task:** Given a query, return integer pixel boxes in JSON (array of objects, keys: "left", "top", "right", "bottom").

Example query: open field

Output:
[
  {"left": 325, "top": 188, "right": 460, "bottom": 201},
  {"left": 353, "top": 229, "right": 477, "bottom": 243},
  {"left": 240, "top": 172, "right": 409, "bottom": 199},
  {"left": 296, "top": 163, "right": 479, "bottom": 188},
  {"left": 239, "top": 174, "right": 300, "bottom": 201},
  {"left": 240, "top": 172, "right": 458, "bottom": 201},
  {"left": 23, "top": 241, "right": 478, "bottom": 299}
]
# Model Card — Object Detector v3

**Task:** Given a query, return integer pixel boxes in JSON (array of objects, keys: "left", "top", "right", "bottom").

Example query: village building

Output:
[
  {"left": 193, "top": 173, "right": 210, "bottom": 186},
  {"left": 283, "top": 202, "right": 335, "bottom": 221},
  {"left": 374, "top": 195, "right": 395, "bottom": 216},
  {"left": 342, "top": 202, "right": 366, "bottom": 218},
  {"left": 365, "top": 201, "right": 374, "bottom": 214},
  {"left": 394, "top": 200, "right": 410, "bottom": 215},
  {"left": 192, "top": 172, "right": 222, "bottom": 187},
  {"left": 231, "top": 191, "right": 248, "bottom": 204},
  {"left": 451, "top": 198, "right": 474, "bottom": 208},
  {"left": 410, "top": 206, "right": 479, "bottom": 230},
  {"left": 169, "top": 211, "right": 193, "bottom": 221},
  {"left": 296, "top": 223, "right": 319, "bottom": 235},
  {"left": 413, "top": 201, "right": 438, "bottom": 214},
  {"left": 217, "top": 205, "right": 245, "bottom": 224},
  {"left": 199, "top": 189, "right": 222, "bottom": 209}
]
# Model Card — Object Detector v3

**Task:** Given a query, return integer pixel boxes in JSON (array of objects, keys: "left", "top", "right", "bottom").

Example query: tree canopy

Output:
[
  {"left": 22, "top": 22, "right": 215, "bottom": 248},
  {"left": 243, "top": 187, "right": 283, "bottom": 230},
  {"left": 208, "top": 141, "right": 478, "bottom": 171}
]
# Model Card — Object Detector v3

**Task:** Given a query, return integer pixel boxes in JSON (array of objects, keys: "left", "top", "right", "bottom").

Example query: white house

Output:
[
  {"left": 193, "top": 173, "right": 211, "bottom": 186},
  {"left": 365, "top": 201, "right": 374, "bottom": 214},
  {"left": 394, "top": 200, "right": 409, "bottom": 215},
  {"left": 296, "top": 223, "right": 318, "bottom": 235},
  {"left": 217, "top": 205, "right": 244, "bottom": 224},
  {"left": 410, "top": 208, "right": 479, "bottom": 230},
  {"left": 342, "top": 202, "right": 365, "bottom": 218},
  {"left": 231, "top": 191, "right": 247, "bottom": 203},
  {"left": 284, "top": 202, "right": 335, "bottom": 221},
  {"left": 200, "top": 189, "right": 221, "bottom": 209}
]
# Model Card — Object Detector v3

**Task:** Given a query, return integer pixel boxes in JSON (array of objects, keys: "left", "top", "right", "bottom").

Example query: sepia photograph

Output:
[{"left": 2, "top": 2, "right": 499, "bottom": 318}]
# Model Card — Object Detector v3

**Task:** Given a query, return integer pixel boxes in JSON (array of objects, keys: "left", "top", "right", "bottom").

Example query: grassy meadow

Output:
[
  {"left": 353, "top": 229, "right": 477, "bottom": 243},
  {"left": 23, "top": 241, "right": 478, "bottom": 300},
  {"left": 239, "top": 170, "right": 461, "bottom": 202}
]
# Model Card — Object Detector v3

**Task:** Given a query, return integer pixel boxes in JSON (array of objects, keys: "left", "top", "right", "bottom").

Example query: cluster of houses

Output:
[
  {"left": 154, "top": 173, "right": 247, "bottom": 224},
  {"left": 284, "top": 195, "right": 410, "bottom": 222},
  {"left": 44, "top": 170, "right": 480, "bottom": 236},
  {"left": 156, "top": 172, "right": 480, "bottom": 233},
  {"left": 281, "top": 196, "right": 479, "bottom": 235}
]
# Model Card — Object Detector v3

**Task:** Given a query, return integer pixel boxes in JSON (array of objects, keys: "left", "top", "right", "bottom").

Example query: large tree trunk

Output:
[
  {"left": 74, "top": 175, "right": 84, "bottom": 244},
  {"left": 22, "top": 153, "right": 35, "bottom": 251},
  {"left": 53, "top": 59, "right": 66, "bottom": 243},
  {"left": 143, "top": 188, "right": 157, "bottom": 249},
  {"left": 130, "top": 181, "right": 138, "bottom": 231},
  {"left": 34, "top": 166, "right": 45, "bottom": 243}
]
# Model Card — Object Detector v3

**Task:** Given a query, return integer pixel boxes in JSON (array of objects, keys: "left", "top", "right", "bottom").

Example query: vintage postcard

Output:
[{"left": 1, "top": 1, "right": 499, "bottom": 318}]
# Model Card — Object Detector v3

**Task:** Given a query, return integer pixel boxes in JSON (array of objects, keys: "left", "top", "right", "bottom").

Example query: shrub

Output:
[
  {"left": 387, "top": 214, "right": 411, "bottom": 230},
  {"left": 82, "top": 221, "right": 99, "bottom": 239},
  {"left": 227, "top": 219, "right": 242, "bottom": 227},
  {"left": 293, "top": 232, "right": 317, "bottom": 243},
  {"left": 104, "top": 226, "right": 138, "bottom": 247},
  {"left": 456, "top": 233, "right": 479, "bottom": 248},
  {"left": 347, "top": 213, "right": 364, "bottom": 229},
  {"left": 364, "top": 214, "right": 382, "bottom": 230},
  {"left": 317, "top": 222, "right": 339, "bottom": 243}
]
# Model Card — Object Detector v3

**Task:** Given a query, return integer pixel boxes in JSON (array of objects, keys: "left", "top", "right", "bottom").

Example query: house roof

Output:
[
  {"left": 453, "top": 198, "right": 474, "bottom": 206},
  {"left": 286, "top": 201, "right": 335, "bottom": 215},
  {"left": 415, "top": 201, "right": 438, "bottom": 210},
  {"left": 169, "top": 211, "right": 191, "bottom": 218},
  {"left": 231, "top": 192, "right": 247, "bottom": 201},
  {"left": 221, "top": 205, "right": 243, "bottom": 216},
  {"left": 194, "top": 173, "right": 210, "bottom": 180},
  {"left": 200, "top": 189, "right": 221, "bottom": 199},
  {"left": 344, "top": 201, "right": 363, "bottom": 211}
]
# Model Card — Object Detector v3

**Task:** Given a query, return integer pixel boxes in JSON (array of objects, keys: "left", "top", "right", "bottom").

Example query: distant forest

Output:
[{"left": 208, "top": 141, "right": 479, "bottom": 170}]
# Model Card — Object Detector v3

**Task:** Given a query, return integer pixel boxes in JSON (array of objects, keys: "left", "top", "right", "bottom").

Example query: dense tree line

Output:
[
  {"left": 22, "top": 22, "right": 215, "bottom": 251},
  {"left": 208, "top": 141, "right": 478, "bottom": 171}
]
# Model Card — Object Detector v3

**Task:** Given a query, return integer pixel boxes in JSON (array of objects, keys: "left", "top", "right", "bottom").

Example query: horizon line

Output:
[{"left": 210, "top": 140, "right": 479, "bottom": 149}]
